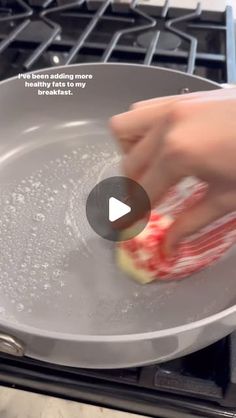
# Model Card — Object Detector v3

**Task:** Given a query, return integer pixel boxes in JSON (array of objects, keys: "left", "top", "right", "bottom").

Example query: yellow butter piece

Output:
[
  {"left": 116, "top": 246, "right": 155, "bottom": 284},
  {"left": 116, "top": 214, "right": 173, "bottom": 284}
]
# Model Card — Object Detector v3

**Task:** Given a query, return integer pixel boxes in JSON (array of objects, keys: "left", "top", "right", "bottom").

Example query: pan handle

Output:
[{"left": 0, "top": 334, "right": 24, "bottom": 357}]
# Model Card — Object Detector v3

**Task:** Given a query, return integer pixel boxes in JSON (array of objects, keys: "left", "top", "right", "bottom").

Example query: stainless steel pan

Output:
[{"left": 0, "top": 63, "right": 235, "bottom": 368}]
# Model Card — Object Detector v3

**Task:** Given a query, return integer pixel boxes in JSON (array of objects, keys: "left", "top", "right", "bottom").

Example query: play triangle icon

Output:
[{"left": 109, "top": 197, "right": 131, "bottom": 222}]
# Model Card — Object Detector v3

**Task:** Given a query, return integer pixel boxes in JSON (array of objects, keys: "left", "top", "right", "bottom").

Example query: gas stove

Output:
[
  {"left": 0, "top": 1, "right": 236, "bottom": 418},
  {"left": 0, "top": 0, "right": 235, "bottom": 82}
]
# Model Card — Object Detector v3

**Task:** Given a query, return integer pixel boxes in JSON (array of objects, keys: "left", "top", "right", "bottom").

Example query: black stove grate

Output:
[{"left": 0, "top": 0, "right": 235, "bottom": 82}]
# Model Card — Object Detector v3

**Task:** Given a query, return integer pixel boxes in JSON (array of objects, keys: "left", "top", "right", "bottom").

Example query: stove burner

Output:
[{"left": 137, "top": 30, "right": 182, "bottom": 51}]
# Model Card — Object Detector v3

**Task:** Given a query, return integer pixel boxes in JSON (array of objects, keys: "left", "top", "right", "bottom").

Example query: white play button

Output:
[
  {"left": 86, "top": 176, "right": 151, "bottom": 241},
  {"left": 109, "top": 197, "right": 131, "bottom": 222}
]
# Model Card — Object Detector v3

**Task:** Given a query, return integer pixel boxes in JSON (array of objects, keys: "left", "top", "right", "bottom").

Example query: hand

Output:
[{"left": 109, "top": 88, "right": 236, "bottom": 255}]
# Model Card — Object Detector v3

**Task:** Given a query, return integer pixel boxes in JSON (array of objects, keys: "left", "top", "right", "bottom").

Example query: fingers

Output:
[
  {"left": 164, "top": 188, "right": 235, "bottom": 256},
  {"left": 139, "top": 165, "right": 176, "bottom": 208},
  {"left": 110, "top": 88, "right": 234, "bottom": 153},
  {"left": 122, "top": 116, "right": 169, "bottom": 180},
  {"left": 110, "top": 105, "right": 158, "bottom": 142},
  {"left": 110, "top": 91, "right": 204, "bottom": 153},
  {"left": 119, "top": 135, "right": 140, "bottom": 154},
  {"left": 110, "top": 102, "right": 173, "bottom": 153},
  {"left": 122, "top": 114, "right": 192, "bottom": 209}
]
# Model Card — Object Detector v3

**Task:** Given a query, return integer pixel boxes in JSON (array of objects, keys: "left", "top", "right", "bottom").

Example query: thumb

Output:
[{"left": 164, "top": 190, "right": 231, "bottom": 257}]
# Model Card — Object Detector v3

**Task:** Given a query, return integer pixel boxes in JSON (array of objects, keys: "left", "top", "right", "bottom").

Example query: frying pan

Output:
[{"left": 0, "top": 63, "right": 235, "bottom": 369}]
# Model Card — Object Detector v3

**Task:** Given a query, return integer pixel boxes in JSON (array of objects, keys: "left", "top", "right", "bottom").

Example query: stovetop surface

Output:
[
  {"left": 0, "top": 1, "right": 236, "bottom": 417},
  {"left": 0, "top": 0, "right": 235, "bottom": 83}
]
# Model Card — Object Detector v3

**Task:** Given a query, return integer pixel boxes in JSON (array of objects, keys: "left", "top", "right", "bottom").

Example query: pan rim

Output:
[
  {"left": 0, "top": 303, "right": 236, "bottom": 341},
  {"left": 1, "top": 62, "right": 233, "bottom": 342},
  {"left": 0, "top": 62, "right": 221, "bottom": 88}
]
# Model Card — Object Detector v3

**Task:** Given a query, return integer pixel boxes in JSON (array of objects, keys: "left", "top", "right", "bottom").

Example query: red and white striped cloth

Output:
[{"left": 118, "top": 178, "right": 236, "bottom": 281}]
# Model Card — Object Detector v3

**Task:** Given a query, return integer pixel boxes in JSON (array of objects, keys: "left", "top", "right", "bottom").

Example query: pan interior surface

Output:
[{"left": 0, "top": 64, "right": 235, "bottom": 338}]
